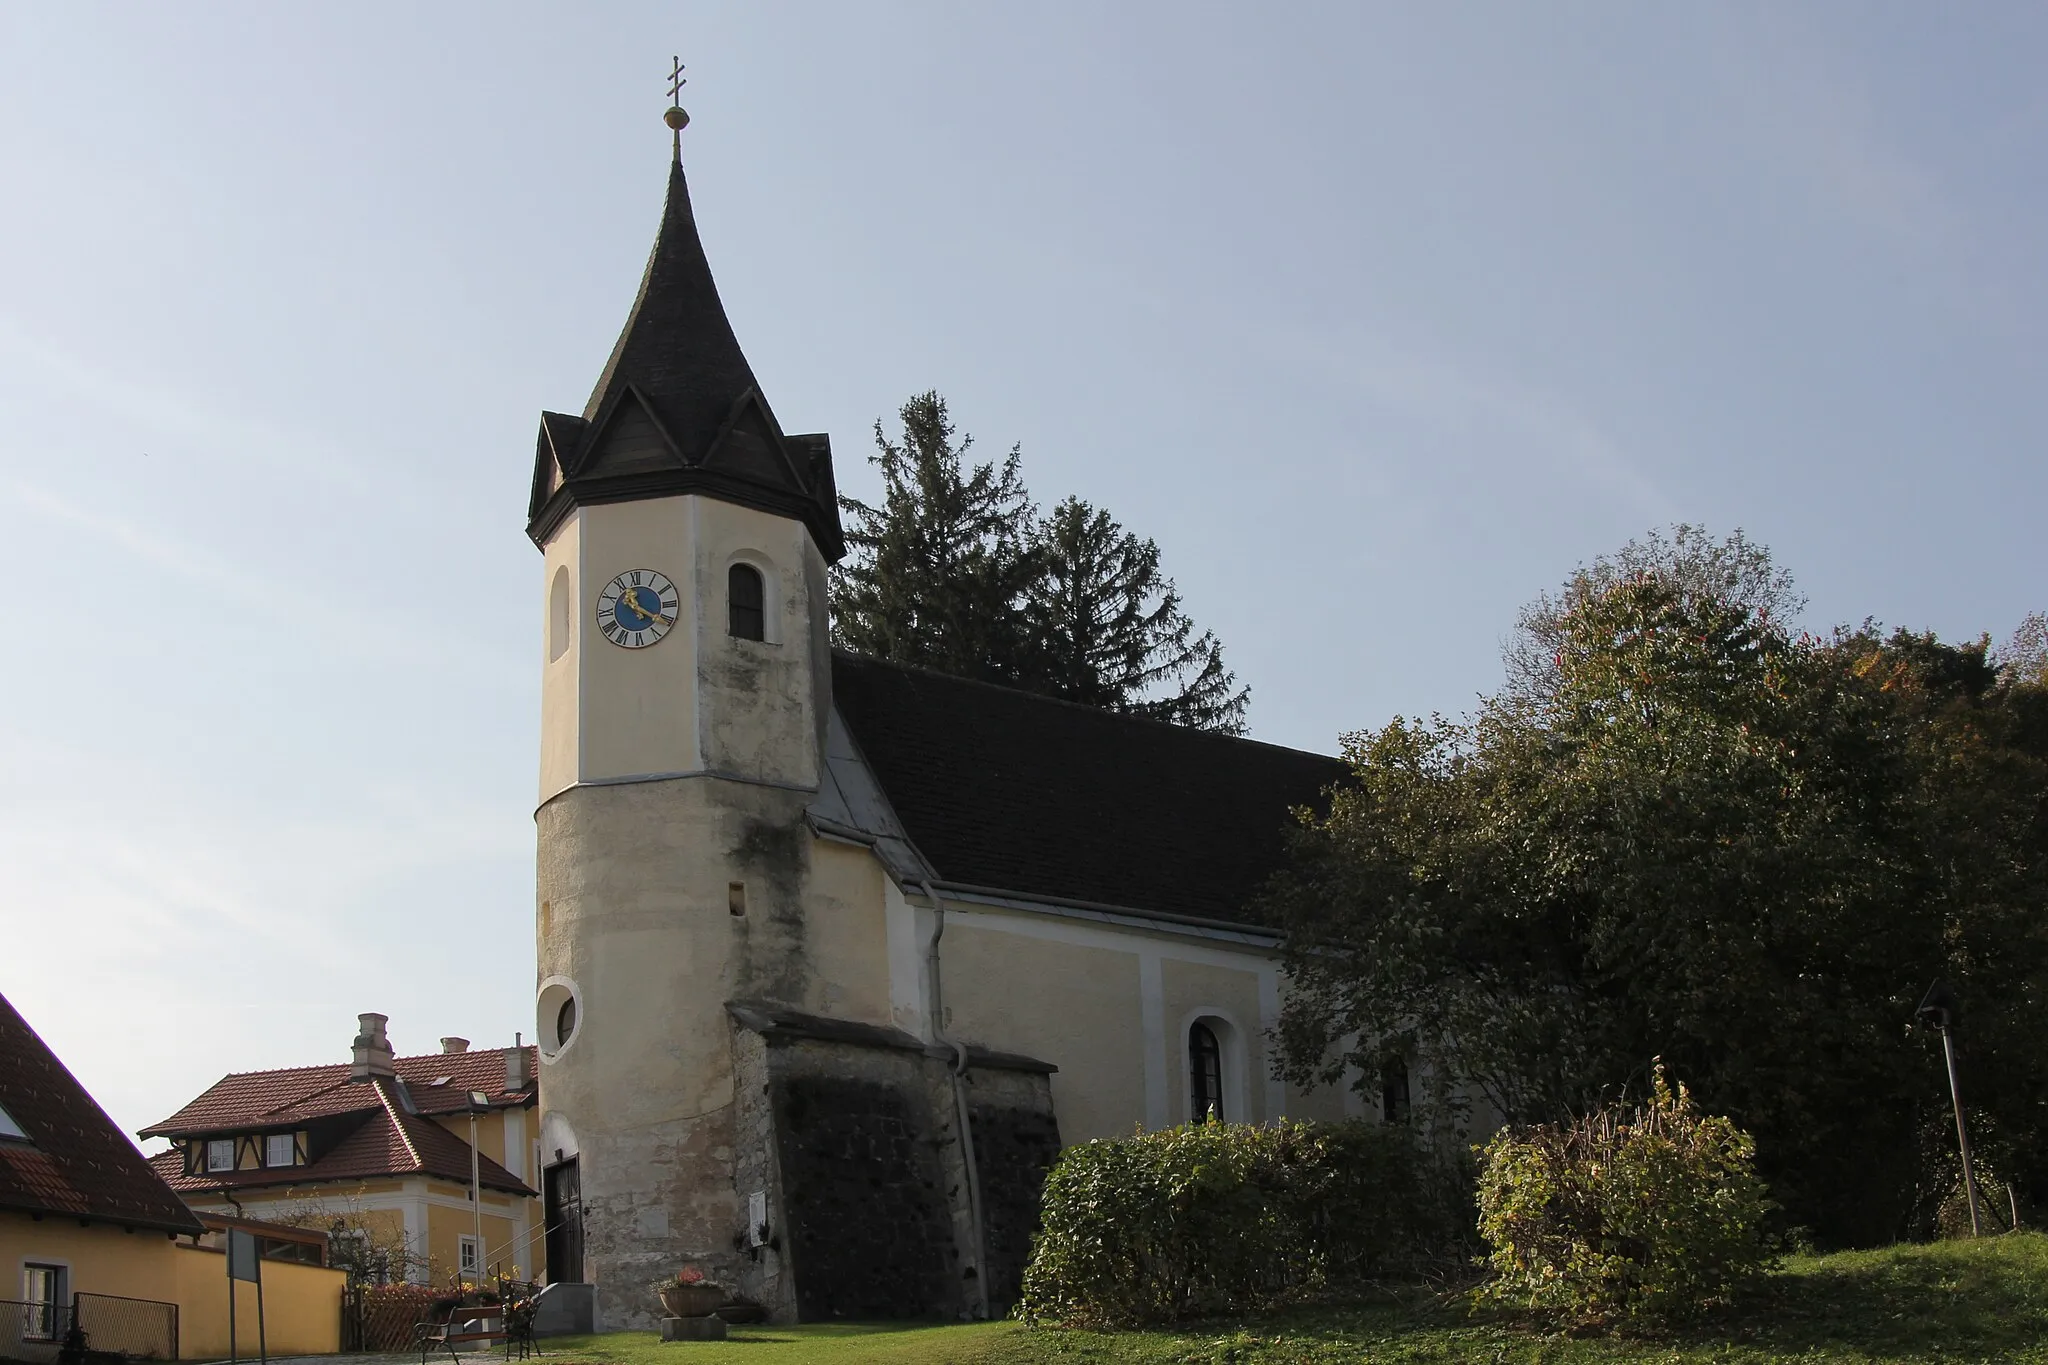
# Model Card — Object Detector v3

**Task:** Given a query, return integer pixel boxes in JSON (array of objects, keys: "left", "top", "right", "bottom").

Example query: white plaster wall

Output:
[
  {"left": 538, "top": 512, "right": 583, "bottom": 801},
  {"left": 938, "top": 912, "right": 1150, "bottom": 1142},
  {"left": 800, "top": 840, "right": 895, "bottom": 1027},
  {"left": 691, "top": 500, "right": 827, "bottom": 791},
  {"left": 1162, "top": 959, "right": 1268, "bottom": 1124},
  {"left": 571, "top": 497, "right": 705, "bottom": 786},
  {"left": 917, "top": 896, "right": 1360, "bottom": 1138}
]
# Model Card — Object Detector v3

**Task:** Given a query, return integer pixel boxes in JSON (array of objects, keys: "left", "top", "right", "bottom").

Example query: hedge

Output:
[{"left": 1017, "top": 1118, "right": 1469, "bottom": 1328}]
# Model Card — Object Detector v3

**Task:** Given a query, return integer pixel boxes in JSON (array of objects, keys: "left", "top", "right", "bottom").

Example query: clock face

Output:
[{"left": 596, "top": 569, "right": 679, "bottom": 649}]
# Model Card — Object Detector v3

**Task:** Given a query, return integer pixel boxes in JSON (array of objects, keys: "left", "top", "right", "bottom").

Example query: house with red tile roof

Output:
[
  {"left": 142, "top": 1013, "right": 539, "bottom": 1288},
  {"left": 1, "top": 989, "right": 345, "bottom": 1359}
]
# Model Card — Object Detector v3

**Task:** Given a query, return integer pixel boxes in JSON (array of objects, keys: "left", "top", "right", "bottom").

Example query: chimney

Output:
[
  {"left": 440, "top": 1037, "right": 470, "bottom": 1054},
  {"left": 504, "top": 1044, "right": 530, "bottom": 1091},
  {"left": 351, "top": 1013, "right": 396, "bottom": 1081}
]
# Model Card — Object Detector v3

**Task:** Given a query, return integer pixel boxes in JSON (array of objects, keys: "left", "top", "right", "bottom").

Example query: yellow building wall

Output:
[
  {"left": 0, "top": 1213, "right": 342, "bottom": 1359},
  {"left": 423, "top": 1199, "right": 522, "bottom": 1285},
  {"left": 172, "top": 1244, "right": 344, "bottom": 1358},
  {"left": 2, "top": 1211, "right": 185, "bottom": 1306}
]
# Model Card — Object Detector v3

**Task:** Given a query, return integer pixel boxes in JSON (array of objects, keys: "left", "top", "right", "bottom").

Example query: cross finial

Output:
[{"left": 663, "top": 56, "right": 690, "bottom": 162}]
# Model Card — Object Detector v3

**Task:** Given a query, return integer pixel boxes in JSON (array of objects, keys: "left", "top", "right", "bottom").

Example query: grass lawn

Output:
[{"left": 542, "top": 1231, "right": 2048, "bottom": 1365}]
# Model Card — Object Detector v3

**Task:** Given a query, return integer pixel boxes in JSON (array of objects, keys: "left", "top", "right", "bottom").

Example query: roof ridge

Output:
[
  {"left": 372, "top": 1079, "right": 425, "bottom": 1173},
  {"left": 258, "top": 1075, "right": 356, "bottom": 1118},
  {"left": 830, "top": 650, "right": 1341, "bottom": 764},
  {"left": 182, "top": 1043, "right": 534, "bottom": 1086}
]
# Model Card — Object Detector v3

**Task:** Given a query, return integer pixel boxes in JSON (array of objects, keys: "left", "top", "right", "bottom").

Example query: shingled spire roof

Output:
[{"left": 527, "top": 150, "right": 844, "bottom": 558}]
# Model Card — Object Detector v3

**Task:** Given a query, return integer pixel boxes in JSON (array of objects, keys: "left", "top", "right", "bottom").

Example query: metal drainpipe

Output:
[{"left": 919, "top": 879, "right": 990, "bottom": 1321}]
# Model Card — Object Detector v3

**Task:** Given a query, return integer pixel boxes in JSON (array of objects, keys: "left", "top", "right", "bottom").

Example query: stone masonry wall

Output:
[
  {"left": 769, "top": 1044, "right": 959, "bottom": 1319},
  {"left": 732, "top": 1025, "right": 1059, "bottom": 1322},
  {"left": 966, "top": 1070, "right": 1063, "bottom": 1312}
]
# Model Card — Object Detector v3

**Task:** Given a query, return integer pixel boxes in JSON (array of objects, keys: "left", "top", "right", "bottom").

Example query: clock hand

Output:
[{"left": 620, "top": 589, "right": 674, "bottom": 629}]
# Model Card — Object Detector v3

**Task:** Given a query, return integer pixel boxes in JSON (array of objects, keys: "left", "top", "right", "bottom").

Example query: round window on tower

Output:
[{"left": 535, "top": 978, "right": 582, "bottom": 1061}]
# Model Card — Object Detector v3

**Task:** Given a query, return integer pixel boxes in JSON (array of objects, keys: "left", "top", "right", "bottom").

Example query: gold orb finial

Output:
[{"left": 664, "top": 106, "right": 690, "bottom": 131}]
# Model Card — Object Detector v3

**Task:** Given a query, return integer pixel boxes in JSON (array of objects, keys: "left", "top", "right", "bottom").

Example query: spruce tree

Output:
[
  {"left": 831, "top": 392, "right": 1039, "bottom": 684},
  {"left": 1025, "top": 497, "right": 1250, "bottom": 734}
]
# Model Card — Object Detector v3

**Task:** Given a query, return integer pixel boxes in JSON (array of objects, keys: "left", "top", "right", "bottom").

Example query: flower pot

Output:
[{"left": 658, "top": 1284, "right": 725, "bottom": 1318}]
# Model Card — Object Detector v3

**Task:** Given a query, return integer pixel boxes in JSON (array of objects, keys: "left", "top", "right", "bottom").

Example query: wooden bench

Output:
[{"left": 415, "top": 1293, "right": 541, "bottom": 1364}]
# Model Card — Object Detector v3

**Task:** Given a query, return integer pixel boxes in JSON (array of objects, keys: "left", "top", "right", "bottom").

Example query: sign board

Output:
[
  {"left": 226, "top": 1226, "right": 268, "bottom": 1365},
  {"left": 747, "top": 1191, "right": 767, "bottom": 1248},
  {"left": 227, "top": 1229, "right": 262, "bottom": 1283}
]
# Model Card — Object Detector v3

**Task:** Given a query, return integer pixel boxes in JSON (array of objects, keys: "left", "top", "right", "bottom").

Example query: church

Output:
[{"left": 525, "top": 104, "right": 1364, "bottom": 1330}]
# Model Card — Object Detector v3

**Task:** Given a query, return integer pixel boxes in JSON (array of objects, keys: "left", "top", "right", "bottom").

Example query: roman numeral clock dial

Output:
[{"left": 595, "top": 569, "right": 679, "bottom": 649}]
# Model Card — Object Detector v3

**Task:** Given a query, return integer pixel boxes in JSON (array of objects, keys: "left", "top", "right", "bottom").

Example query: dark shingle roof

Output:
[
  {"left": 0, "top": 991, "right": 204, "bottom": 1235},
  {"left": 526, "top": 157, "right": 843, "bottom": 558},
  {"left": 830, "top": 654, "right": 1347, "bottom": 926}
]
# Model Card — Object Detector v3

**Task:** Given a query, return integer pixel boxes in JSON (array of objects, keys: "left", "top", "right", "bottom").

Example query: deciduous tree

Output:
[{"left": 1268, "top": 530, "right": 2048, "bottom": 1246}]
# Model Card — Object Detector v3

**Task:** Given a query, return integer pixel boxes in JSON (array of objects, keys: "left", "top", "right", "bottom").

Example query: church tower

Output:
[{"left": 525, "top": 100, "right": 845, "bottom": 1328}]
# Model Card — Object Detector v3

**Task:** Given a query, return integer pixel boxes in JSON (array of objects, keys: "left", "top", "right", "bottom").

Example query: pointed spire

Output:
[
  {"left": 579, "top": 156, "right": 763, "bottom": 455},
  {"left": 527, "top": 104, "right": 844, "bottom": 560}
]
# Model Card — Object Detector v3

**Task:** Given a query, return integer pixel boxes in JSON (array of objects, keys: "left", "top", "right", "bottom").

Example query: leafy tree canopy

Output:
[
  {"left": 833, "top": 393, "right": 1247, "bottom": 732},
  {"left": 1267, "top": 527, "right": 2048, "bottom": 1246}
]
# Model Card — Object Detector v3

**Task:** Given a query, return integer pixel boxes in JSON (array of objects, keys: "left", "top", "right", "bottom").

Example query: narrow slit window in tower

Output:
[
  {"left": 729, "top": 882, "right": 746, "bottom": 916},
  {"left": 1189, "top": 1021, "right": 1224, "bottom": 1123},
  {"left": 728, "top": 563, "right": 765, "bottom": 640}
]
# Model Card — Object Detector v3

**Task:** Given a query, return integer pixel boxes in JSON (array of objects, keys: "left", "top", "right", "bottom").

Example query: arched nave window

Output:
[
  {"left": 728, "top": 563, "right": 765, "bottom": 640},
  {"left": 1189, "top": 1021, "right": 1225, "bottom": 1123},
  {"left": 1381, "top": 1057, "right": 1411, "bottom": 1125}
]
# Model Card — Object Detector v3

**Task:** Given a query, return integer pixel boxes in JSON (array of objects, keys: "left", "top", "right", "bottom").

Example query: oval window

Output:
[{"left": 555, "top": 996, "right": 578, "bottom": 1049}]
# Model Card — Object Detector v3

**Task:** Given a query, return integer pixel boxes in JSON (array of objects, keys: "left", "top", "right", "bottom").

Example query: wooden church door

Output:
[{"left": 543, "top": 1158, "right": 584, "bottom": 1283}]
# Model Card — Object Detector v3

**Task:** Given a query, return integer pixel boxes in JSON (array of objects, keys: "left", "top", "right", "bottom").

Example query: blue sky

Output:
[{"left": 2, "top": 3, "right": 2042, "bottom": 1144}]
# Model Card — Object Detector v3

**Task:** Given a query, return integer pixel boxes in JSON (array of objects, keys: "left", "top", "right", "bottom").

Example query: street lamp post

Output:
[
  {"left": 1916, "top": 981, "right": 1981, "bottom": 1238},
  {"left": 468, "top": 1091, "right": 489, "bottom": 1282}
]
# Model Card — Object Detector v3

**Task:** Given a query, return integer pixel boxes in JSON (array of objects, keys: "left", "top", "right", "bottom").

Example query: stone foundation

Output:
[{"left": 724, "top": 1002, "right": 1060, "bottom": 1322}]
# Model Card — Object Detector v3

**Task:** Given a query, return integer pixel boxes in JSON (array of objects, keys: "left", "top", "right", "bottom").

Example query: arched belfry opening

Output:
[{"left": 728, "top": 562, "right": 765, "bottom": 640}]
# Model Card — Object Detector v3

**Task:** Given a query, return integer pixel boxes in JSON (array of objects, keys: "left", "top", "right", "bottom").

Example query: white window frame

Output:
[
  {"left": 458, "top": 1234, "right": 481, "bottom": 1279},
  {"left": 207, "top": 1138, "right": 236, "bottom": 1172},
  {"left": 22, "top": 1263, "right": 67, "bottom": 1340},
  {"left": 265, "top": 1133, "right": 295, "bottom": 1168}
]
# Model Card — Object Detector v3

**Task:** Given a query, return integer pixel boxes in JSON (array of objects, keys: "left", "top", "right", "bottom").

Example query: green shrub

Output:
[
  {"left": 1017, "top": 1118, "right": 1467, "bottom": 1328},
  {"left": 1474, "top": 1066, "right": 1773, "bottom": 1329}
]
